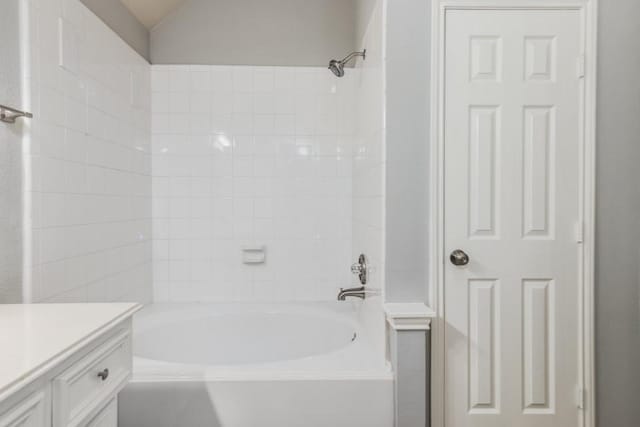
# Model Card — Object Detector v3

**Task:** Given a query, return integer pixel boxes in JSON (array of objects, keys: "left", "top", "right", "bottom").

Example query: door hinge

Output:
[
  {"left": 577, "top": 54, "right": 586, "bottom": 78},
  {"left": 575, "top": 221, "right": 584, "bottom": 243},
  {"left": 577, "top": 388, "right": 585, "bottom": 410}
]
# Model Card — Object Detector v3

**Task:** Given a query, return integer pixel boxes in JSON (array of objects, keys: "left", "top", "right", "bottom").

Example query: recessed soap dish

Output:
[{"left": 242, "top": 246, "right": 266, "bottom": 264}]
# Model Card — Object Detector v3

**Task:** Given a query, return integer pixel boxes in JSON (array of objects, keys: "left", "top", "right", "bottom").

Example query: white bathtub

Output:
[{"left": 118, "top": 303, "right": 393, "bottom": 427}]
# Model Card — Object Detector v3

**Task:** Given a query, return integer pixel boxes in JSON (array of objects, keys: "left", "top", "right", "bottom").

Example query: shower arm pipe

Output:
[{"left": 340, "top": 50, "right": 366, "bottom": 64}]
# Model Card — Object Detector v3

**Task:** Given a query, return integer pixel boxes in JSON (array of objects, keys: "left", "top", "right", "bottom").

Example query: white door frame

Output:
[{"left": 428, "top": 1, "right": 598, "bottom": 426}]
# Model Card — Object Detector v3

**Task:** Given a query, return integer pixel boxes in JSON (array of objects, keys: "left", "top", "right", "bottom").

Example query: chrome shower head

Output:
[
  {"left": 327, "top": 50, "right": 366, "bottom": 77},
  {"left": 328, "top": 59, "right": 345, "bottom": 77}
]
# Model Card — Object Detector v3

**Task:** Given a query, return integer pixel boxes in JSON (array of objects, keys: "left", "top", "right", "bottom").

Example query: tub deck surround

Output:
[
  {"left": 0, "top": 303, "right": 141, "bottom": 402},
  {"left": 120, "top": 302, "right": 393, "bottom": 427},
  {"left": 131, "top": 302, "right": 391, "bottom": 378}
]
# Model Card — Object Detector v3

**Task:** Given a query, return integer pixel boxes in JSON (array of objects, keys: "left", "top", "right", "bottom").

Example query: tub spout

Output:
[{"left": 337, "top": 286, "right": 366, "bottom": 301}]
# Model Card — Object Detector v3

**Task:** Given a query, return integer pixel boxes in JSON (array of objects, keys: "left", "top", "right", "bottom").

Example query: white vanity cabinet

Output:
[
  {"left": 0, "top": 390, "right": 49, "bottom": 427},
  {"left": 0, "top": 304, "right": 141, "bottom": 427},
  {"left": 52, "top": 328, "right": 132, "bottom": 427},
  {"left": 84, "top": 400, "right": 117, "bottom": 427}
]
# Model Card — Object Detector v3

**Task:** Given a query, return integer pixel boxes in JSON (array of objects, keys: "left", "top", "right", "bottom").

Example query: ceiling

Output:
[{"left": 120, "top": 0, "right": 188, "bottom": 29}]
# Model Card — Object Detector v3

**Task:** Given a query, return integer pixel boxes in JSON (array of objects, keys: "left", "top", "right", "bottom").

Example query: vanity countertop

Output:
[{"left": 0, "top": 303, "right": 141, "bottom": 402}]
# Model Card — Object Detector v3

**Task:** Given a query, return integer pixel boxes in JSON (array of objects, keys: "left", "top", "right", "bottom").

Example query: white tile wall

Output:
[
  {"left": 151, "top": 65, "right": 356, "bottom": 302},
  {"left": 353, "top": 3, "right": 385, "bottom": 286},
  {"left": 352, "top": 0, "right": 386, "bottom": 361},
  {"left": 24, "top": 0, "right": 152, "bottom": 303}
]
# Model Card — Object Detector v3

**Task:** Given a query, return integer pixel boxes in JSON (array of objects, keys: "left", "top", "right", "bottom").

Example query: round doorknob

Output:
[{"left": 450, "top": 250, "right": 469, "bottom": 266}]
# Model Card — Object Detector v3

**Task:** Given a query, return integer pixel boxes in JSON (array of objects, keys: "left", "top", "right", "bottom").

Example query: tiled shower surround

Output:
[
  {"left": 25, "top": 0, "right": 152, "bottom": 303},
  {"left": 151, "top": 66, "right": 357, "bottom": 301}
]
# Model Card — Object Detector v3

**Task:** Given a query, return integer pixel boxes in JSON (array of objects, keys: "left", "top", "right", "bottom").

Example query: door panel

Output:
[{"left": 444, "top": 9, "right": 582, "bottom": 427}]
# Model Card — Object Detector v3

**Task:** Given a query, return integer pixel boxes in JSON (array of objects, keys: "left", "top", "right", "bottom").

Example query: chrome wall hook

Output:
[{"left": 0, "top": 104, "right": 33, "bottom": 124}]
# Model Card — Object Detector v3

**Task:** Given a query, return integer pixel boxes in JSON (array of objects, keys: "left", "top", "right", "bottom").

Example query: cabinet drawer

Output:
[
  {"left": 53, "top": 330, "right": 131, "bottom": 427},
  {"left": 85, "top": 400, "right": 116, "bottom": 427},
  {"left": 0, "top": 390, "right": 48, "bottom": 427}
]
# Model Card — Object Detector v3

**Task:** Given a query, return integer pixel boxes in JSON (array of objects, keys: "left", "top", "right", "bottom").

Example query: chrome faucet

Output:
[
  {"left": 337, "top": 286, "right": 366, "bottom": 300},
  {"left": 338, "top": 254, "right": 368, "bottom": 301}
]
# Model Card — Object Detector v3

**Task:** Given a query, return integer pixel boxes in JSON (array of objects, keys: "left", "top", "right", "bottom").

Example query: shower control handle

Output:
[
  {"left": 350, "top": 263, "right": 362, "bottom": 275},
  {"left": 350, "top": 254, "right": 368, "bottom": 285}
]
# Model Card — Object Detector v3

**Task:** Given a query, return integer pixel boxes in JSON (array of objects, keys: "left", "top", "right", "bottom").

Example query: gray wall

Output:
[
  {"left": 385, "top": 0, "right": 431, "bottom": 303},
  {"left": 390, "top": 329, "right": 430, "bottom": 427},
  {"left": 356, "top": 0, "right": 377, "bottom": 44},
  {"left": 150, "top": 0, "right": 357, "bottom": 66},
  {"left": 382, "top": 1, "right": 640, "bottom": 425},
  {"left": 0, "top": 0, "right": 24, "bottom": 303},
  {"left": 595, "top": 0, "right": 640, "bottom": 425},
  {"left": 80, "top": 0, "right": 150, "bottom": 60}
]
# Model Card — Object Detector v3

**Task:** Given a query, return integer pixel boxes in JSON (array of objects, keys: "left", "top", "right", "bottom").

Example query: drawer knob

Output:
[{"left": 97, "top": 368, "right": 109, "bottom": 381}]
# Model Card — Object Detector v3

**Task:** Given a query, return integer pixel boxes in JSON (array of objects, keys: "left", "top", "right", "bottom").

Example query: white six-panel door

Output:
[{"left": 444, "top": 8, "right": 583, "bottom": 427}]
